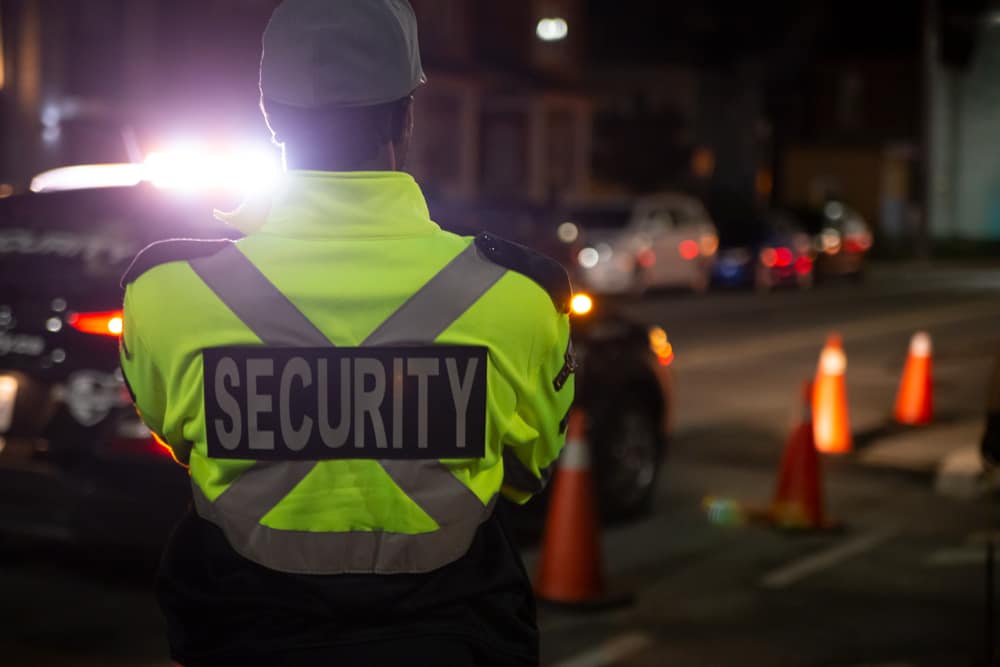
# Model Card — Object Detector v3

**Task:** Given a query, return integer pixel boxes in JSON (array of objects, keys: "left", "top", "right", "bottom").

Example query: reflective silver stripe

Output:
[
  {"left": 189, "top": 244, "right": 332, "bottom": 347},
  {"left": 189, "top": 242, "right": 507, "bottom": 574},
  {"left": 502, "top": 449, "right": 552, "bottom": 495},
  {"left": 192, "top": 483, "right": 498, "bottom": 575},
  {"left": 364, "top": 243, "right": 508, "bottom": 345}
]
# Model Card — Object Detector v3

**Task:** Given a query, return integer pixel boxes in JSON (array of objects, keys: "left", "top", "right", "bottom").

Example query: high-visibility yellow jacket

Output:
[{"left": 120, "top": 170, "right": 574, "bottom": 575}]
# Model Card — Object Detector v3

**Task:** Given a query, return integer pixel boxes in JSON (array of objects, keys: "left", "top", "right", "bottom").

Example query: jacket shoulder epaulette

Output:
[
  {"left": 475, "top": 232, "right": 571, "bottom": 313},
  {"left": 121, "top": 238, "right": 233, "bottom": 288}
]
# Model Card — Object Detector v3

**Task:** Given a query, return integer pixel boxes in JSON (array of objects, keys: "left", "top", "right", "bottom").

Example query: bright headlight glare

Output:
[{"left": 143, "top": 145, "right": 282, "bottom": 194}]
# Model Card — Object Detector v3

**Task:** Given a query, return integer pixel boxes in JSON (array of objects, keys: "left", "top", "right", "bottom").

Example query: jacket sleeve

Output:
[
  {"left": 119, "top": 286, "right": 191, "bottom": 466},
  {"left": 501, "top": 312, "right": 575, "bottom": 504}
]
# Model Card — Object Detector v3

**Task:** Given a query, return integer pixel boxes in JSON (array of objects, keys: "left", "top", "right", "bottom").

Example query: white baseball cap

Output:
[{"left": 260, "top": 0, "right": 426, "bottom": 109}]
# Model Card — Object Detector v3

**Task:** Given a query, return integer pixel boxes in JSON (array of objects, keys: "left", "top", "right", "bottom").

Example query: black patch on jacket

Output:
[
  {"left": 121, "top": 238, "right": 233, "bottom": 288},
  {"left": 474, "top": 233, "right": 572, "bottom": 313},
  {"left": 552, "top": 338, "right": 578, "bottom": 392}
]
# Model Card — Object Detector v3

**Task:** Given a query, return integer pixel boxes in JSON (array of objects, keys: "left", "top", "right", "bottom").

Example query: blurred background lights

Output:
[
  {"left": 578, "top": 247, "right": 599, "bottom": 268},
  {"left": 570, "top": 293, "right": 593, "bottom": 315},
  {"left": 536, "top": 17, "right": 568, "bottom": 42},
  {"left": 557, "top": 221, "right": 579, "bottom": 243}
]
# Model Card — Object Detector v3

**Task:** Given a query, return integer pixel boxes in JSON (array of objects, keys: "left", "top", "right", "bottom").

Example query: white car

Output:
[{"left": 571, "top": 193, "right": 718, "bottom": 294}]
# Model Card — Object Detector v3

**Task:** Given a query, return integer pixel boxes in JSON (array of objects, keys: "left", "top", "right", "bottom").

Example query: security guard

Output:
[{"left": 119, "top": 1, "right": 573, "bottom": 666}]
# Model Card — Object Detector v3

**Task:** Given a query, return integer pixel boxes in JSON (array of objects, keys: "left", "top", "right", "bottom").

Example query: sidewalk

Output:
[{"left": 854, "top": 416, "right": 995, "bottom": 498}]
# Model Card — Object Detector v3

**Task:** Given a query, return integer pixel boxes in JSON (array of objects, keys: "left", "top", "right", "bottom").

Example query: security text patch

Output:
[{"left": 203, "top": 346, "right": 487, "bottom": 460}]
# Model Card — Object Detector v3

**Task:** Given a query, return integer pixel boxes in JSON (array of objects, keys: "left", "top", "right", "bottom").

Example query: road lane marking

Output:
[
  {"left": 760, "top": 528, "right": 898, "bottom": 589},
  {"left": 550, "top": 632, "right": 654, "bottom": 667},
  {"left": 675, "top": 301, "right": 1000, "bottom": 369},
  {"left": 926, "top": 547, "right": 986, "bottom": 567}
]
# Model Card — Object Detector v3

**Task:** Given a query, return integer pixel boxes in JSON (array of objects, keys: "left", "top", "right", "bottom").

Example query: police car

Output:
[{"left": 0, "top": 159, "right": 672, "bottom": 551}]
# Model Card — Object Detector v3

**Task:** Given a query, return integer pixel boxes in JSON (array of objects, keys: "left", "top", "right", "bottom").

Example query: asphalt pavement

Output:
[
  {"left": 536, "top": 262, "right": 1000, "bottom": 667},
  {"left": 2, "top": 261, "right": 1000, "bottom": 666}
]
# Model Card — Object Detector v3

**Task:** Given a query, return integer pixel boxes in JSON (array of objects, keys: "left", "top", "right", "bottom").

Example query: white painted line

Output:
[
  {"left": 760, "top": 528, "right": 898, "bottom": 589},
  {"left": 550, "top": 632, "right": 654, "bottom": 667},
  {"left": 926, "top": 547, "right": 989, "bottom": 567},
  {"left": 675, "top": 301, "right": 1000, "bottom": 369}
]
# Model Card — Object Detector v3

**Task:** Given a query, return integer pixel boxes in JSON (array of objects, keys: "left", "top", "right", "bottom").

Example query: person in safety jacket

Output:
[{"left": 119, "top": 1, "right": 574, "bottom": 665}]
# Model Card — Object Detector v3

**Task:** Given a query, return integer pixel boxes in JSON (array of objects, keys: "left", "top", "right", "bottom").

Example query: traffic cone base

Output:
[{"left": 770, "top": 382, "right": 839, "bottom": 531}]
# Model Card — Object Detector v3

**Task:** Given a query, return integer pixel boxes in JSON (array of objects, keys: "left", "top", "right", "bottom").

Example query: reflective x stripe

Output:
[
  {"left": 188, "top": 242, "right": 507, "bottom": 574},
  {"left": 189, "top": 244, "right": 332, "bottom": 347}
]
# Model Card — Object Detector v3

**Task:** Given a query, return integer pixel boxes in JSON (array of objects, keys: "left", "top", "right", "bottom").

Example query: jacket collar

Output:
[{"left": 218, "top": 170, "right": 439, "bottom": 239}]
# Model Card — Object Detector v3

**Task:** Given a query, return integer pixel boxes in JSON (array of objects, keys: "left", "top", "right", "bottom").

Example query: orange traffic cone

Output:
[
  {"left": 772, "top": 383, "right": 827, "bottom": 529},
  {"left": 894, "top": 331, "right": 933, "bottom": 426},
  {"left": 813, "top": 333, "right": 852, "bottom": 454},
  {"left": 535, "top": 410, "right": 607, "bottom": 606}
]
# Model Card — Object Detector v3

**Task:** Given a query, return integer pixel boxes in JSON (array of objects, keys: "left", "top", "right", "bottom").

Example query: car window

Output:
[{"left": 668, "top": 206, "right": 696, "bottom": 226}]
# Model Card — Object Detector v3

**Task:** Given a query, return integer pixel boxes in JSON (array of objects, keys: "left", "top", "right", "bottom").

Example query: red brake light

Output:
[
  {"left": 105, "top": 437, "right": 174, "bottom": 459},
  {"left": 775, "top": 247, "right": 793, "bottom": 267},
  {"left": 68, "top": 310, "right": 124, "bottom": 337},
  {"left": 760, "top": 248, "right": 777, "bottom": 268},
  {"left": 678, "top": 240, "right": 699, "bottom": 260}
]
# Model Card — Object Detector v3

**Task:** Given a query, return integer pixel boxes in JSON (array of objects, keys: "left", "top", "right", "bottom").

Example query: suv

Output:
[{"left": 570, "top": 193, "right": 719, "bottom": 295}]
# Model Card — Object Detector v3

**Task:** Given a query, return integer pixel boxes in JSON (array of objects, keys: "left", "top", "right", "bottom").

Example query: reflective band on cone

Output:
[
  {"left": 812, "top": 333, "right": 852, "bottom": 454},
  {"left": 894, "top": 331, "right": 933, "bottom": 426}
]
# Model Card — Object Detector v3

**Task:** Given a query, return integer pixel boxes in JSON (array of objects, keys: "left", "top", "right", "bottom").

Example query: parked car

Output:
[
  {"left": 0, "top": 181, "right": 234, "bottom": 551},
  {"left": 0, "top": 164, "right": 676, "bottom": 554},
  {"left": 792, "top": 201, "right": 873, "bottom": 282},
  {"left": 568, "top": 193, "right": 718, "bottom": 295},
  {"left": 712, "top": 210, "right": 815, "bottom": 291}
]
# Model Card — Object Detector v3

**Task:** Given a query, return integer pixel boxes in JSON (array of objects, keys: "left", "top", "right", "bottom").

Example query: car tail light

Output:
[
  {"left": 760, "top": 248, "right": 777, "bottom": 268},
  {"left": 775, "top": 247, "right": 793, "bottom": 268},
  {"left": 699, "top": 234, "right": 719, "bottom": 256},
  {"left": 678, "top": 240, "right": 699, "bottom": 260},
  {"left": 105, "top": 436, "right": 174, "bottom": 459},
  {"left": 106, "top": 418, "right": 174, "bottom": 460},
  {"left": 795, "top": 256, "right": 813, "bottom": 275},
  {"left": 844, "top": 234, "right": 872, "bottom": 253},
  {"left": 67, "top": 310, "right": 124, "bottom": 337},
  {"left": 648, "top": 326, "right": 674, "bottom": 366}
]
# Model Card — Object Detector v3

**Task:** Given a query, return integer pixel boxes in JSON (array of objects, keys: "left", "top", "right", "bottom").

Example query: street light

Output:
[{"left": 536, "top": 17, "right": 568, "bottom": 42}]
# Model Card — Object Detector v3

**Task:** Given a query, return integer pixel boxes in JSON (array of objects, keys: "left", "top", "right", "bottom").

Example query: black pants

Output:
[
  {"left": 184, "top": 636, "right": 526, "bottom": 667},
  {"left": 160, "top": 506, "right": 539, "bottom": 667}
]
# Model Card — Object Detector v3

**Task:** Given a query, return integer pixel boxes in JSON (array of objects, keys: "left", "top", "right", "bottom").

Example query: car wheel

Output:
[{"left": 590, "top": 393, "right": 664, "bottom": 520}]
